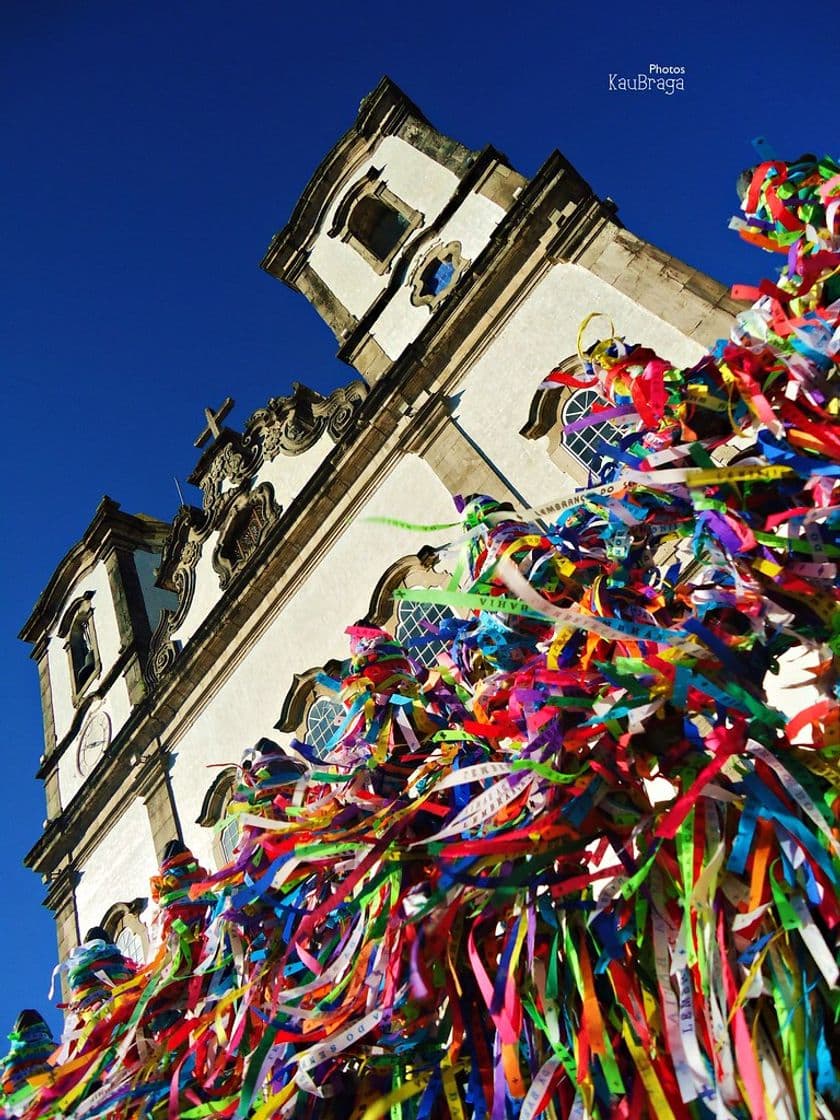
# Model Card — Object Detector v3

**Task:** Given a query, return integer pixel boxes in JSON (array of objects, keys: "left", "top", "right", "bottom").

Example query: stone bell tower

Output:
[
  {"left": 20, "top": 498, "right": 178, "bottom": 962},
  {"left": 261, "top": 76, "right": 529, "bottom": 384}
]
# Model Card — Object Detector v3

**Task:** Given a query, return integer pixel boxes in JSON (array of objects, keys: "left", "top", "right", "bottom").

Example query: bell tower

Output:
[
  {"left": 20, "top": 497, "right": 178, "bottom": 962},
  {"left": 261, "top": 77, "right": 528, "bottom": 383}
]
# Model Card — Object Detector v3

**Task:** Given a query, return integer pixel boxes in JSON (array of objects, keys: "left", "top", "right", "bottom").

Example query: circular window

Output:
[{"left": 410, "top": 241, "right": 467, "bottom": 309}]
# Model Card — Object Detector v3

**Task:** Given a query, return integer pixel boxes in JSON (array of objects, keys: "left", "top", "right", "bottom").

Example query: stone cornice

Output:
[{"left": 20, "top": 498, "right": 171, "bottom": 647}]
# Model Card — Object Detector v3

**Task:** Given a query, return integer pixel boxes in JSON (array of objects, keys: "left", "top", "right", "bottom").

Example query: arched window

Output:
[
  {"left": 197, "top": 767, "right": 241, "bottom": 869},
  {"left": 275, "top": 665, "right": 346, "bottom": 760},
  {"left": 348, "top": 196, "right": 409, "bottom": 262},
  {"left": 305, "top": 695, "right": 346, "bottom": 757},
  {"left": 69, "top": 617, "right": 96, "bottom": 688},
  {"left": 363, "top": 552, "right": 455, "bottom": 669},
  {"left": 115, "top": 923, "right": 144, "bottom": 964},
  {"left": 561, "top": 387, "right": 621, "bottom": 475},
  {"left": 521, "top": 357, "right": 630, "bottom": 484},
  {"left": 101, "top": 901, "right": 148, "bottom": 965},
  {"left": 217, "top": 793, "right": 239, "bottom": 865},
  {"left": 58, "top": 593, "right": 101, "bottom": 704},
  {"left": 329, "top": 174, "right": 422, "bottom": 273}
]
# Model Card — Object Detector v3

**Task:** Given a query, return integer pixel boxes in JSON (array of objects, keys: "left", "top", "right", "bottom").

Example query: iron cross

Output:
[{"left": 194, "top": 398, "right": 235, "bottom": 448}]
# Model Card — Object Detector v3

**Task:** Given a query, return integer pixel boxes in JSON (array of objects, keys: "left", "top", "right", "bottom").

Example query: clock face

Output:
[{"left": 76, "top": 711, "right": 111, "bottom": 776}]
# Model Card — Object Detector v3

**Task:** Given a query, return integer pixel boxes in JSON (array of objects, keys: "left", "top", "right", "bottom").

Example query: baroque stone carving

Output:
[
  {"left": 212, "top": 484, "right": 281, "bottom": 590},
  {"left": 409, "top": 241, "right": 469, "bottom": 310},
  {"left": 145, "top": 378, "right": 368, "bottom": 687},
  {"left": 245, "top": 380, "right": 368, "bottom": 463},
  {"left": 195, "top": 435, "right": 256, "bottom": 520}
]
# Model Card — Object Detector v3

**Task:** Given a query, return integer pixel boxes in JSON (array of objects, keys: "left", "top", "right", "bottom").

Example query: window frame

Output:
[
  {"left": 394, "top": 595, "right": 454, "bottom": 668},
  {"left": 303, "top": 693, "right": 347, "bottom": 758},
  {"left": 560, "top": 386, "right": 623, "bottom": 475},
  {"left": 197, "top": 766, "right": 241, "bottom": 869},
  {"left": 274, "top": 663, "right": 345, "bottom": 759},
  {"left": 101, "top": 899, "right": 149, "bottom": 966},
  {"left": 520, "top": 356, "right": 630, "bottom": 484},
  {"left": 58, "top": 593, "right": 101, "bottom": 706},
  {"left": 409, "top": 241, "right": 469, "bottom": 310},
  {"left": 328, "top": 171, "right": 422, "bottom": 274},
  {"left": 364, "top": 550, "right": 455, "bottom": 668}
]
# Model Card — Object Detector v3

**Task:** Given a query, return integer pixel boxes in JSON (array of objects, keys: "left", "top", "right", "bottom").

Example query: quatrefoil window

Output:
[{"left": 410, "top": 241, "right": 468, "bottom": 309}]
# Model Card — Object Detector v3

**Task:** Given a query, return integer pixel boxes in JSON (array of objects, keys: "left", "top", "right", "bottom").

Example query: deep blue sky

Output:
[{"left": 1, "top": 0, "right": 836, "bottom": 1038}]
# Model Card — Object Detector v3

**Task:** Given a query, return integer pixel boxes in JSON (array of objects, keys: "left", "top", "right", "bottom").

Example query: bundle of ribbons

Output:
[{"left": 2, "top": 152, "right": 839, "bottom": 1120}]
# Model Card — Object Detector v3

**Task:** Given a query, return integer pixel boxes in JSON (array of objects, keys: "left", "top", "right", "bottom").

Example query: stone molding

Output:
[
  {"left": 327, "top": 169, "right": 423, "bottom": 274},
  {"left": 134, "top": 748, "right": 183, "bottom": 863},
  {"left": 147, "top": 379, "right": 368, "bottom": 687},
  {"left": 274, "top": 662, "right": 343, "bottom": 738},
  {"left": 520, "top": 355, "right": 584, "bottom": 456},
  {"left": 43, "top": 862, "right": 80, "bottom": 915},
  {"left": 409, "top": 240, "right": 469, "bottom": 310},
  {"left": 196, "top": 766, "right": 239, "bottom": 828},
  {"left": 212, "top": 483, "right": 282, "bottom": 590}
]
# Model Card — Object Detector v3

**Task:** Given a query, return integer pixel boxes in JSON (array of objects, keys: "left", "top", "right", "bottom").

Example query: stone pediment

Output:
[
  {"left": 147, "top": 378, "right": 368, "bottom": 686},
  {"left": 186, "top": 380, "right": 368, "bottom": 515}
]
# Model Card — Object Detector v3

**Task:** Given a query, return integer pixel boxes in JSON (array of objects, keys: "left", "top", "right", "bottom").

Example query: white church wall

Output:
[
  {"left": 74, "top": 795, "right": 159, "bottom": 936},
  {"left": 454, "top": 262, "right": 709, "bottom": 509},
  {"left": 306, "top": 234, "right": 385, "bottom": 322},
  {"left": 48, "top": 561, "right": 124, "bottom": 744},
  {"left": 170, "top": 531, "right": 222, "bottom": 649},
  {"left": 307, "top": 136, "right": 461, "bottom": 321},
  {"left": 438, "top": 192, "right": 507, "bottom": 270},
  {"left": 368, "top": 136, "right": 460, "bottom": 221},
  {"left": 373, "top": 190, "right": 506, "bottom": 361},
  {"left": 166, "top": 454, "right": 457, "bottom": 871}
]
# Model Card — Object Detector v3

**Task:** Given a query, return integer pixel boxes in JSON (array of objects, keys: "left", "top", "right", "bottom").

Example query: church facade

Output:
[{"left": 21, "top": 78, "right": 737, "bottom": 966}]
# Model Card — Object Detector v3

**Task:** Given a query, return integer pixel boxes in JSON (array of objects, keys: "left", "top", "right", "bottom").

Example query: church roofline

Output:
[
  {"left": 19, "top": 497, "right": 171, "bottom": 647},
  {"left": 260, "top": 76, "right": 481, "bottom": 287}
]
